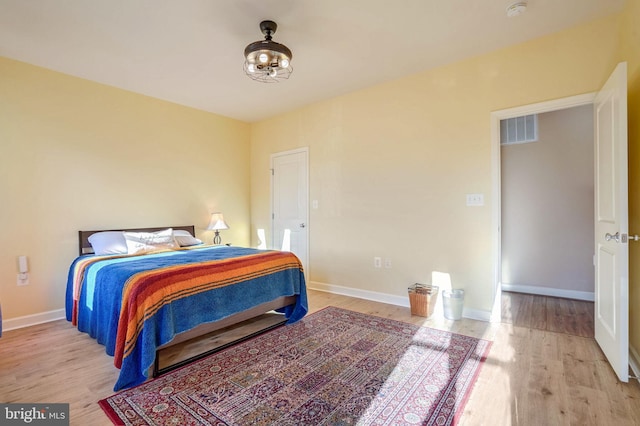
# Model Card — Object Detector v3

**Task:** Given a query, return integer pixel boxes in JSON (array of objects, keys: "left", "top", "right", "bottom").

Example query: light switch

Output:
[{"left": 466, "top": 194, "right": 484, "bottom": 206}]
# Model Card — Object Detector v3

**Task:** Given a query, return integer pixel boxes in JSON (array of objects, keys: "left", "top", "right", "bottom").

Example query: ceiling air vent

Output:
[{"left": 500, "top": 114, "right": 538, "bottom": 145}]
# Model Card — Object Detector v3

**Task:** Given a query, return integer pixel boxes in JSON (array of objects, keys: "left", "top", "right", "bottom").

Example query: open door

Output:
[{"left": 594, "top": 62, "right": 629, "bottom": 382}]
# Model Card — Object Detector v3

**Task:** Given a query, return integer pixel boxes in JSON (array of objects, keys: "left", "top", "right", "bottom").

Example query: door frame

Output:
[
  {"left": 270, "top": 147, "right": 310, "bottom": 278},
  {"left": 490, "top": 93, "right": 596, "bottom": 323}
]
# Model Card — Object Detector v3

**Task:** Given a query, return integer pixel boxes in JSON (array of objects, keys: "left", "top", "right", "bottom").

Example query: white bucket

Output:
[{"left": 442, "top": 289, "right": 464, "bottom": 320}]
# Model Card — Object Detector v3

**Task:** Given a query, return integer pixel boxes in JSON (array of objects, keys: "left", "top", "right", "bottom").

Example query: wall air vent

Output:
[{"left": 500, "top": 114, "right": 538, "bottom": 145}]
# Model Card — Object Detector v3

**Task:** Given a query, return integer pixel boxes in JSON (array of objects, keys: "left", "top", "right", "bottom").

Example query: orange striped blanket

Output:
[{"left": 65, "top": 246, "right": 307, "bottom": 390}]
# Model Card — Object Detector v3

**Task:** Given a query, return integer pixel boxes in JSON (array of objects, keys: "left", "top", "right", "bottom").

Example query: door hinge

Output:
[
  {"left": 272, "top": 213, "right": 274, "bottom": 219},
  {"left": 270, "top": 168, "right": 274, "bottom": 175}
]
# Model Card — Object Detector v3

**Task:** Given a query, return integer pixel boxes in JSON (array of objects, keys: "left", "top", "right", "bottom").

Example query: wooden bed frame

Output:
[{"left": 78, "top": 225, "right": 297, "bottom": 376}]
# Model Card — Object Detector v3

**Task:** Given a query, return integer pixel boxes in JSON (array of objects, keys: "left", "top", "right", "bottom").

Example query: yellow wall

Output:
[
  {"left": 3, "top": 5, "right": 637, "bottom": 328},
  {"left": 621, "top": 0, "right": 640, "bottom": 355},
  {"left": 0, "top": 57, "right": 250, "bottom": 320},
  {"left": 250, "top": 14, "right": 622, "bottom": 316}
]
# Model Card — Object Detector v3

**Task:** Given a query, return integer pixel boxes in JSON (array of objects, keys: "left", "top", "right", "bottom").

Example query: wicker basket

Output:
[{"left": 408, "top": 283, "right": 438, "bottom": 317}]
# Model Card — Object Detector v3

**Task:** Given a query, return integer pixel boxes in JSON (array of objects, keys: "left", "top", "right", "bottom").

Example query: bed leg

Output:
[{"left": 152, "top": 351, "right": 160, "bottom": 378}]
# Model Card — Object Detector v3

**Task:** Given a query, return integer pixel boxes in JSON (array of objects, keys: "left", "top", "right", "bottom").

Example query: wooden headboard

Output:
[{"left": 78, "top": 225, "right": 196, "bottom": 256}]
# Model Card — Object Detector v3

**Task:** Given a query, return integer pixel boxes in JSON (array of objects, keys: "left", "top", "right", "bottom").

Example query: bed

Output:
[{"left": 65, "top": 225, "right": 307, "bottom": 391}]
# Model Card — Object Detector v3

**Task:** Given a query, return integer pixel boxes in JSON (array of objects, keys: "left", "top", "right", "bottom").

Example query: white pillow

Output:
[
  {"left": 173, "top": 229, "right": 203, "bottom": 247},
  {"left": 124, "top": 228, "right": 178, "bottom": 254},
  {"left": 88, "top": 231, "right": 128, "bottom": 255}
]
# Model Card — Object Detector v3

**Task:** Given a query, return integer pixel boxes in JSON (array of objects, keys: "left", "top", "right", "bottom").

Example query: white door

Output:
[
  {"left": 271, "top": 148, "right": 309, "bottom": 275},
  {"left": 594, "top": 62, "right": 629, "bottom": 382}
]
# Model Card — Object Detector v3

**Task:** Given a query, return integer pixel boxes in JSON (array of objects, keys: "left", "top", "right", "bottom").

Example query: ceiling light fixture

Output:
[
  {"left": 243, "top": 20, "right": 293, "bottom": 83},
  {"left": 506, "top": 1, "right": 527, "bottom": 17}
]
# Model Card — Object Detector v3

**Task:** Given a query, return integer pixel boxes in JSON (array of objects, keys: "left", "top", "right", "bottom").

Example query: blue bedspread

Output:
[{"left": 65, "top": 246, "right": 307, "bottom": 390}]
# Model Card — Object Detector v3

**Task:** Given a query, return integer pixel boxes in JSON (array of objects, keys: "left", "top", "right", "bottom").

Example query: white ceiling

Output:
[{"left": 0, "top": 0, "right": 624, "bottom": 122}]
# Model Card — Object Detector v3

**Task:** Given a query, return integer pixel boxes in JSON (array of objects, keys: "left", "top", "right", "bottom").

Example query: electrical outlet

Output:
[
  {"left": 17, "top": 273, "right": 29, "bottom": 286},
  {"left": 466, "top": 193, "right": 484, "bottom": 206},
  {"left": 374, "top": 257, "right": 382, "bottom": 268},
  {"left": 384, "top": 258, "right": 392, "bottom": 269}
]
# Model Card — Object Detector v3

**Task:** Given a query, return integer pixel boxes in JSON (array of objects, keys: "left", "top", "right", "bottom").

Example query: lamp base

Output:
[{"left": 213, "top": 231, "right": 222, "bottom": 245}]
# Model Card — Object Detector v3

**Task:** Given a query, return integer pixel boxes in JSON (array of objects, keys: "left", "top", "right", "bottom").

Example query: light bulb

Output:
[
  {"left": 269, "top": 68, "right": 277, "bottom": 78},
  {"left": 280, "top": 58, "right": 289, "bottom": 68},
  {"left": 247, "top": 63, "right": 255, "bottom": 73},
  {"left": 258, "top": 53, "right": 269, "bottom": 63}
]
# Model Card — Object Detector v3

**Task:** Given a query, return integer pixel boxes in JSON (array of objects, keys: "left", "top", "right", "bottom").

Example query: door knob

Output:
[
  {"left": 605, "top": 232, "right": 620, "bottom": 242},
  {"left": 299, "top": 223, "right": 306, "bottom": 228}
]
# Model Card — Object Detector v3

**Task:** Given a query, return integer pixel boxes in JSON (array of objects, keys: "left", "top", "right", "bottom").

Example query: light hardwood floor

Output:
[{"left": 1, "top": 290, "right": 639, "bottom": 425}]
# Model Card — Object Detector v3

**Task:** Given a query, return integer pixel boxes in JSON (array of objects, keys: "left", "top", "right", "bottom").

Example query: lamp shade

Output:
[{"left": 207, "top": 212, "right": 229, "bottom": 231}]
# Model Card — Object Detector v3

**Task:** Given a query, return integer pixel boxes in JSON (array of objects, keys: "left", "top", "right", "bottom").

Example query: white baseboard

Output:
[
  {"left": 462, "top": 308, "right": 492, "bottom": 322},
  {"left": 308, "top": 281, "right": 492, "bottom": 322},
  {"left": 1, "top": 282, "right": 496, "bottom": 333},
  {"left": 309, "top": 281, "right": 410, "bottom": 307},
  {"left": 2, "top": 309, "right": 65, "bottom": 333},
  {"left": 501, "top": 283, "right": 594, "bottom": 302}
]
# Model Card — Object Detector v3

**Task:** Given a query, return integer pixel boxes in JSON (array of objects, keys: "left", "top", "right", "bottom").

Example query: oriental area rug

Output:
[{"left": 99, "top": 306, "right": 491, "bottom": 425}]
